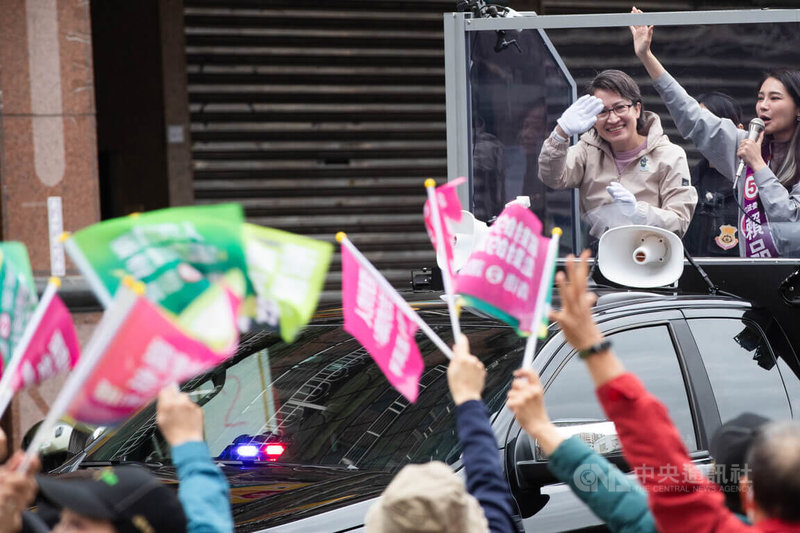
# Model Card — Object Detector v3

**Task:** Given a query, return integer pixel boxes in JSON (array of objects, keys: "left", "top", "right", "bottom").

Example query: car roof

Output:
[{"left": 303, "top": 284, "right": 750, "bottom": 329}]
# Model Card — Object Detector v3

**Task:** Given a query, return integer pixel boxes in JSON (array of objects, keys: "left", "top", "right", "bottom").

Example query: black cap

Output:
[
  {"left": 710, "top": 412, "right": 771, "bottom": 469},
  {"left": 37, "top": 465, "right": 187, "bottom": 533}
]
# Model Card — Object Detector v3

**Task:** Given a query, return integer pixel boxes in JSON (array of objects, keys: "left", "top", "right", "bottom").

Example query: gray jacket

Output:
[{"left": 653, "top": 72, "right": 800, "bottom": 257}]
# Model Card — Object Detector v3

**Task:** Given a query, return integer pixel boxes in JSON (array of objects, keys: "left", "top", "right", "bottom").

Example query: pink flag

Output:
[
  {"left": 424, "top": 177, "right": 466, "bottom": 279},
  {"left": 455, "top": 204, "right": 551, "bottom": 335},
  {"left": 67, "top": 290, "right": 239, "bottom": 425},
  {"left": 341, "top": 243, "right": 424, "bottom": 403},
  {"left": 11, "top": 292, "right": 80, "bottom": 392}
]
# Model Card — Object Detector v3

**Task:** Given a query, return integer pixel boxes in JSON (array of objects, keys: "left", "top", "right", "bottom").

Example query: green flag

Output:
[
  {"left": 65, "top": 204, "right": 248, "bottom": 315},
  {"left": 0, "top": 242, "right": 37, "bottom": 368},
  {"left": 242, "top": 224, "right": 332, "bottom": 342}
]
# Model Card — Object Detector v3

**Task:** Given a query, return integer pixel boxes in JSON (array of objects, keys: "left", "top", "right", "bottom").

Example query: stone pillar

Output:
[
  {"left": 0, "top": 0, "right": 101, "bottom": 447},
  {"left": 0, "top": 0, "right": 100, "bottom": 274},
  {"left": 159, "top": 0, "right": 194, "bottom": 207}
]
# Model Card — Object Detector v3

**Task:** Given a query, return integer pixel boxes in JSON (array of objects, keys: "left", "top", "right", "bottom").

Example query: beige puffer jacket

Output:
[{"left": 538, "top": 111, "right": 697, "bottom": 237}]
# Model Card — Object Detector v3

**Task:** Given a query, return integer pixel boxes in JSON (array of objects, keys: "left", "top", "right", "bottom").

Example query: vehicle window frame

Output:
[
  {"left": 504, "top": 309, "right": 707, "bottom": 464},
  {"left": 681, "top": 306, "right": 798, "bottom": 428}
]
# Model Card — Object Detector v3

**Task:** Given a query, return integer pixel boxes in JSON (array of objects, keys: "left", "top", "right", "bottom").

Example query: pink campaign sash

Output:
[{"left": 741, "top": 145, "right": 779, "bottom": 258}]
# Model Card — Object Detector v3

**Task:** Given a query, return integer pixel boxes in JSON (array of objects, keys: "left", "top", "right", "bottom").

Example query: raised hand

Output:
[
  {"left": 447, "top": 335, "right": 486, "bottom": 406},
  {"left": 548, "top": 251, "right": 602, "bottom": 352},
  {"left": 507, "top": 368, "right": 565, "bottom": 455},
  {"left": 157, "top": 386, "right": 205, "bottom": 447},
  {"left": 629, "top": 7, "right": 665, "bottom": 79},
  {"left": 550, "top": 252, "right": 625, "bottom": 387},
  {"left": 557, "top": 95, "right": 605, "bottom": 137},
  {"left": 629, "top": 7, "right": 653, "bottom": 58}
]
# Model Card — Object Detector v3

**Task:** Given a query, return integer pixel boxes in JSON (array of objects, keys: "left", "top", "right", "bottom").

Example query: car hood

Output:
[
  {"left": 66, "top": 462, "right": 391, "bottom": 532},
  {"left": 221, "top": 463, "right": 391, "bottom": 531}
]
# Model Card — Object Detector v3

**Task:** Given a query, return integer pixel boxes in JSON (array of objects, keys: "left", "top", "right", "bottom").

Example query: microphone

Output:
[{"left": 733, "top": 118, "right": 765, "bottom": 190}]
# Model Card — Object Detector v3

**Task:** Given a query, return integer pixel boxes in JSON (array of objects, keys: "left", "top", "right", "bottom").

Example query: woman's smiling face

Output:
[
  {"left": 592, "top": 88, "right": 642, "bottom": 152},
  {"left": 757, "top": 77, "right": 800, "bottom": 143}
]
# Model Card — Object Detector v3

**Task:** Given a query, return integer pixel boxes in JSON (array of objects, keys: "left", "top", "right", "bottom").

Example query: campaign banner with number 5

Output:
[{"left": 341, "top": 242, "right": 423, "bottom": 403}]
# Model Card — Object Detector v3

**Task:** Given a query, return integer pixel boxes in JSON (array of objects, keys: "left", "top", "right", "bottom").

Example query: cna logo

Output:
[{"left": 572, "top": 463, "right": 634, "bottom": 493}]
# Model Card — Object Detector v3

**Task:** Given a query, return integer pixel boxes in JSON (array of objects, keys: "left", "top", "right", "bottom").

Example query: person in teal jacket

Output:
[
  {"left": 507, "top": 367, "right": 654, "bottom": 533},
  {"left": 157, "top": 386, "right": 234, "bottom": 533}
]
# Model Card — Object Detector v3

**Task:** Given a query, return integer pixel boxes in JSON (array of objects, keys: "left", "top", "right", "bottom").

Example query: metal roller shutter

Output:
[{"left": 185, "top": 0, "right": 454, "bottom": 300}]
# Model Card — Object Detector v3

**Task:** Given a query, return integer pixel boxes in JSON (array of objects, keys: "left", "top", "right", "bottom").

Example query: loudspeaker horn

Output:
[
  {"left": 598, "top": 225, "right": 684, "bottom": 288},
  {"left": 444, "top": 210, "right": 489, "bottom": 272}
]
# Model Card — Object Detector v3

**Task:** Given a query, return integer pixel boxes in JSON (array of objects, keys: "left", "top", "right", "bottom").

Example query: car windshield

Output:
[{"left": 82, "top": 310, "right": 525, "bottom": 472}]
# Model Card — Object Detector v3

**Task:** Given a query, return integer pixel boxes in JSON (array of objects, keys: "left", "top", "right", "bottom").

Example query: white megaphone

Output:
[
  {"left": 597, "top": 225, "right": 684, "bottom": 288},
  {"left": 441, "top": 210, "right": 489, "bottom": 272}
]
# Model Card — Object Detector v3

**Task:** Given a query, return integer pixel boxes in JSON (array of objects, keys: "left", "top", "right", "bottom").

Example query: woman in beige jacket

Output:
[{"left": 538, "top": 69, "right": 697, "bottom": 238}]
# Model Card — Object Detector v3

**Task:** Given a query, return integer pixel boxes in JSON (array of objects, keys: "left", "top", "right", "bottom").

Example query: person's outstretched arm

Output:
[
  {"left": 158, "top": 387, "right": 234, "bottom": 533},
  {"left": 507, "top": 368, "right": 655, "bottom": 533},
  {"left": 448, "top": 336, "right": 518, "bottom": 533},
  {"left": 629, "top": 9, "right": 665, "bottom": 81},
  {"left": 548, "top": 252, "right": 749, "bottom": 532},
  {"left": 630, "top": 7, "right": 742, "bottom": 179}
]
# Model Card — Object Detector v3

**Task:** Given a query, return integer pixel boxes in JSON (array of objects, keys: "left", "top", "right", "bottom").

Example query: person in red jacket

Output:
[{"left": 548, "top": 250, "right": 800, "bottom": 532}]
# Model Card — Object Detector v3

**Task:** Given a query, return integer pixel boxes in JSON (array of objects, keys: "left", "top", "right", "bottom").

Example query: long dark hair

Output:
[
  {"left": 697, "top": 91, "right": 742, "bottom": 126},
  {"left": 761, "top": 68, "right": 800, "bottom": 186},
  {"left": 586, "top": 70, "right": 646, "bottom": 134}
]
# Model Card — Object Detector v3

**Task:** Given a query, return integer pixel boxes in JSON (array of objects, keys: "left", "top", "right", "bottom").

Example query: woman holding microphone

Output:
[{"left": 631, "top": 7, "right": 800, "bottom": 257}]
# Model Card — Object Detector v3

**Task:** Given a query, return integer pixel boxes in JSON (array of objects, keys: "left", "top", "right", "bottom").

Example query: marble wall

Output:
[
  {"left": 0, "top": 0, "right": 100, "bottom": 276},
  {"left": 0, "top": 0, "right": 101, "bottom": 448}
]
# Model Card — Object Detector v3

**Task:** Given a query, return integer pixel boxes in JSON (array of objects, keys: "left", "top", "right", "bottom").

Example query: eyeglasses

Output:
[{"left": 597, "top": 103, "right": 636, "bottom": 119}]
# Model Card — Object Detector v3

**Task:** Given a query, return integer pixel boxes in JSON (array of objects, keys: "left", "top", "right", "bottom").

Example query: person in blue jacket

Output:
[
  {"left": 156, "top": 386, "right": 234, "bottom": 533},
  {"left": 32, "top": 387, "right": 234, "bottom": 533},
  {"left": 365, "top": 335, "right": 518, "bottom": 533},
  {"left": 448, "top": 335, "right": 518, "bottom": 532}
]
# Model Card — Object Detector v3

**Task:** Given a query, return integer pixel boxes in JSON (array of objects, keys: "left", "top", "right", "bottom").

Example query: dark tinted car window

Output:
[
  {"left": 688, "top": 318, "right": 791, "bottom": 422},
  {"left": 83, "top": 319, "right": 524, "bottom": 472},
  {"left": 545, "top": 325, "right": 697, "bottom": 451}
]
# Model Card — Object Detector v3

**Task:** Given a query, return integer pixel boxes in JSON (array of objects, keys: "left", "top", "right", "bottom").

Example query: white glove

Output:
[
  {"left": 606, "top": 182, "right": 637, "bottom": 217},
  {"left": 556, "top": 95, "right": 605, "bottom": 137}
]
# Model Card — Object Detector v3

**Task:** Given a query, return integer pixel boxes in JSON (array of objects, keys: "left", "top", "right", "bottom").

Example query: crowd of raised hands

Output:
[
  {"left": 368, "top": 250, "right": 800, "bottom": 532},
  {"left": 0, "top": 385, "right": 234, "bottom": 533}
]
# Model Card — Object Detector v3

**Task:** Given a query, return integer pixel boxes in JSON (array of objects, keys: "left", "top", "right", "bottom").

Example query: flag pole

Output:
[
  {"left": 424, "top": 179, "right": 462, "bottom": 341},
  {"left": 0, "top": 279, "right": 60, "bottom": 421},
  {"left": 63, "top": 233, "right": 113, "bottom": 308},
  {"left": 17, "top": 280, "right": 142, "bottom": 473},
  {"left": 522, "top": 228, "right": 561, "bottom": 369},
  {"left": 337, "top": 232, "right": 454, "bottom": 359}
]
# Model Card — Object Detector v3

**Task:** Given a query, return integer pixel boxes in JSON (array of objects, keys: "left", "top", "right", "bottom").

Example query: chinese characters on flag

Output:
[
  {"left": 68, "top": 288, "right": 239, "bottom": 425},
  {"left": 12, "top": 291, "right": 80, "bottom": 392},
  {"left": 341, "top": 243, "right": 424, "bottom": 403},
  {"left": 455, "top": 204, "right": 551, "bottom": 335}
]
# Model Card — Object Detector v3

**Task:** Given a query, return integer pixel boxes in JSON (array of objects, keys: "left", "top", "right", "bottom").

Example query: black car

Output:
[{"left": 53, "top": 262, "right": 800, "bottom": 533}]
